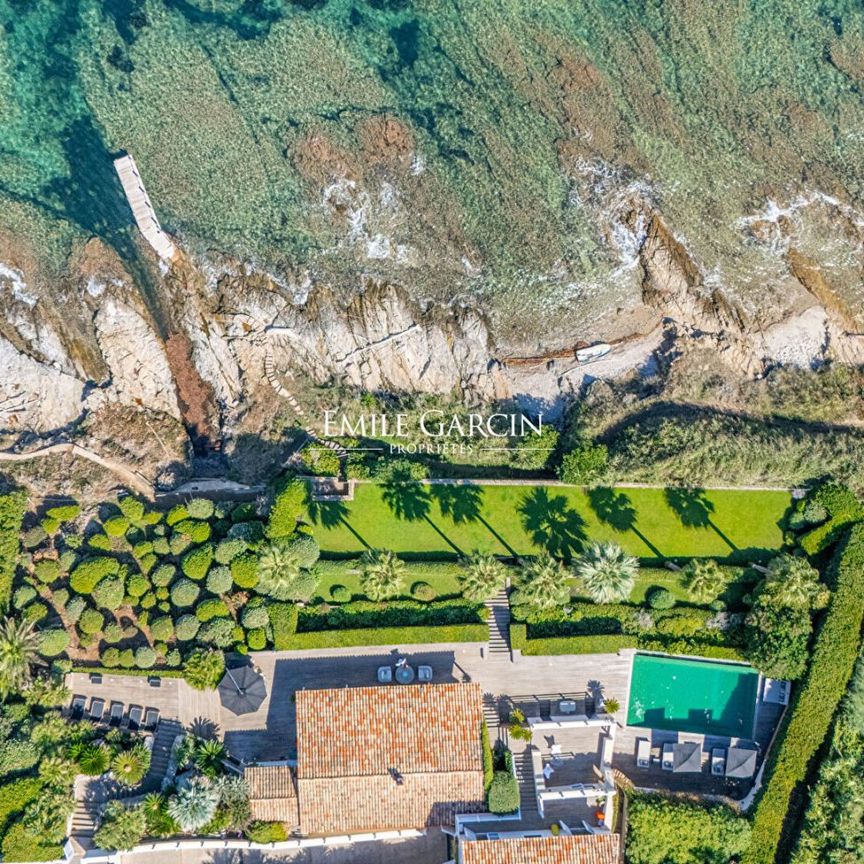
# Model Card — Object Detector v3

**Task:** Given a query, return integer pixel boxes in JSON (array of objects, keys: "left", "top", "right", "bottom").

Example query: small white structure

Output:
[{"left": 114, "top": 154, "right": 178, "bottom": 263}]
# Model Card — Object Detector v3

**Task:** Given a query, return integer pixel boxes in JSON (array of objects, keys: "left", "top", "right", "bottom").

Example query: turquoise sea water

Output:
[{"left": 627, "top": 653, "right": 759, "bottom": 739}]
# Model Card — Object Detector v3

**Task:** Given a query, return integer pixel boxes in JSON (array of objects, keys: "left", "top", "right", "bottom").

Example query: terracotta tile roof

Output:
[
  {"left": 461, "top": 834, "right": 621, "bottom": 864},
  {"left": 295, "top": 683, "right": 485, "bottom": 834},
  {"left": 244, "top": 764, "right": 299, "bottom": 827},
  {"left": 296, "top": 682, "right": 484, "bottom": 778}
]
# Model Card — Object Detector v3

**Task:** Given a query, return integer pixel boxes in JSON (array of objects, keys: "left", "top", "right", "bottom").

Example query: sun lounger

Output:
[
  {"left": 377, "top": 666, "right": 393, "bottom": 684},
  {"left": 661, "top": 742, "right": 675, "bottom": 771},
  {"left": 636, "top": 738, "right": 650, "bottom": 769},
  {"left": 108, "top": 701, "right": 123, "bottom": 727},
  {"left": 126, "top": 705, "right": 143, "bottom": 731},
  {"left": 143, "top": 708, "right": 160, "bottom": 731},
  {"left": 711, "top": 748, "right": 726, "bottom": 776},
  {"left": 70, "top": 695, "right": 86, "bottom": 720},
  {"left": 417, "top": 665, "right": 433, "bottom": 683},
  {"left": 88, "top": 697, "right": 106, "bottom": 722}
]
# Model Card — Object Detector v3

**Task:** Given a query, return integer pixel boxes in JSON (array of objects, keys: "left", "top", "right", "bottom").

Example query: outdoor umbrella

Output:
[{"left": 218, "top": 666, "right": 267, "bottom": 715}]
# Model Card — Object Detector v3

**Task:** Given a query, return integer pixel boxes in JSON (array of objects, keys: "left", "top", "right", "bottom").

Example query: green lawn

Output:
[
  {"left": 307, "top": 484, "right": 791, "bottom": 563},
  {"left": 312, "top": 560, "right": 469, "bottom": 602}
]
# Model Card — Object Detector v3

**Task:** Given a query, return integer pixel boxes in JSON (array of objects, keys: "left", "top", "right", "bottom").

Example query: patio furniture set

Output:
[
  {"left": 376, "top": 661, "right": 433, "bottom": 684},
  {"left": 635, "top": 738, "right": 757, "bottom": 778},
  {"left": 68, "top": 694, "right": 160, "bottom": 732}
]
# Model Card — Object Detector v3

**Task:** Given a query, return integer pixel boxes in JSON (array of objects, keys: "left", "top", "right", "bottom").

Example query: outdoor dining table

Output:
[{"left": 395, "top": 664, "right": 416, "bottom": 684}]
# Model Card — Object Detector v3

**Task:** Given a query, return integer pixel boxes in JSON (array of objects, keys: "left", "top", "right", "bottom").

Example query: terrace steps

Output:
[
  {"left": 514, "top": 746, "right": 539, "bottom": 815},
  {"left": 486, "top": 588, "right": 511, "bottom": 659}
]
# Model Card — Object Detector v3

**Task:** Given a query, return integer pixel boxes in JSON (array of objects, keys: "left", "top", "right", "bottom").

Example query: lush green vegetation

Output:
[
  {"left": 791, "top": 655, "right": 864, "bottom": 864},
  {"left": 626, "top": 794, "right": 751, "bottom": 864},
  {"left": 745, "top": 522, "right": 864, "bottom": 864},
  {"left": 0, "top": 491, "right": 26, "bottom": 611},
  {"left": 309, "top": 483, "right": 790, "bottom": 562}
]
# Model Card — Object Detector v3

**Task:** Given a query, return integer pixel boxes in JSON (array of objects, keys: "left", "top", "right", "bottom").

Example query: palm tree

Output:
[
  {"left": 763, "top": 555, "right": 828, "bottom": 609},
  {"left": 460, "top": 553, "right": 507, "bottom": 602},
  {"left": 194, "top": 739, "right": 226, "bottom": 778},
  {"left": 576, "top": 542, "right": 638, "bottom": 604},
  {"left": 213, "top": 775, "right": 251, "bottom": 832},
  {"left": 167, "top": 778, "right": 219, "bottom": 833},
  {"left": 361, "top": 549, "right": 406, "bottom": 601},
  {"left": 682, "top": 559, "right": 725, "bottom": 603},
  {"left": 111, "top": 743, "right": 151, "bottom": 787},
  {"left": 256, "top": 539, "right": 319, "bottom": 601},
  {"left": 516, "top": 555, "right": 571, "bottom": 610},
  {"left": 39, "top": 755, "right": 77, "bottom": 788},
  {"left": 0, "top": 617, "right": 41, "bottom": 697}
]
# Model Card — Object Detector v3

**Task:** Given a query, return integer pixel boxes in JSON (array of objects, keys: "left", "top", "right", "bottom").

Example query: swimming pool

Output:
[{"left": 627, "top": 653, "right": 759, "bottom": 738}]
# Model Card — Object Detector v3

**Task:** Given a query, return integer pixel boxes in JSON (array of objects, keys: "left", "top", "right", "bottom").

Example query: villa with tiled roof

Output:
[
  {"left": 295, "top": 682, "right": 486, "bottom": 835},
  {"left": 244, "top": 762, "right": 299, "bottom": 829},
  {"left": 460, "top": 834, "right": 620, "bottom": 864}
]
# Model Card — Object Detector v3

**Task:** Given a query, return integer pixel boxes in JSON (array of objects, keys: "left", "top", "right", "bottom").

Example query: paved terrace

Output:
[{"left": 68, "top": 645, "right": 633, "bottom": 763}]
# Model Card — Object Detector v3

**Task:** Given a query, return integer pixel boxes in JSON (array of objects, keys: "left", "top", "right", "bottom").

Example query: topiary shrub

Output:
[
  {"left": 103, "top": 516, "right": 130, "bottom": 538},
  {"left": 93, "top": 575, "right": 125, "bottom": 609},
  {"left": 37, "top": 628, "right": 70, "bottom": 657},
  {"left": 487, "top": 769, "right": 520, "bottom": 814},
  {"left": 135, "top": 647, "right": 156, "bottom": 669},
  {"left": 70, "top": 557, "right": 120, "bottom": 594},
  {"left": 181, "top": 545, "right": 214, "bottom": 581},
  {"left": 78, "top": 608, "right": 104, "bottom": 635},
  {"left": 196, "top": 598, "right": 229, "bottom": 622},
  {"left": 174, "top": 520, "right": 211, "bottom": 544},
  {"left": 103, "top": 622, "right": 123, "bottom": 643},
  {"left": 53, "top": 588, "right": 70, "bottom": 608},
  {"left": 23, "top": 601, "right": 48, "bottom": 623},
  {"left": 155, "top": 586, "right": 170, "bottom": 601},
  {"left": 40, "top": 516, "right": 60, "bottom": 534},
  {"left": 46, "top": 503, "right": 80, "bottom": 522},
  {"left": 22, "top": 526, "right": 47, "bottom": 549},
  {"left": 411, "top": 581, "right": 437, "bottom": 602},
  {"left": 149, "top": 616, "right": 174, "bottom": 642},
  {"left": 241, "top": 604, "right": 269, "bottom": 630},
  {"left": 33, "top": 559, "right": 61, "bottom": 584},
  {"left": 12, "top": 585, "right": 36, "bottom": 609},
  {"left": 170, "top": 579, "right": 200, "bottom": 608},
  {"left": 65, "top": 595, "right": 86, "bottom": 624},
  {"left": 151, "top": 564, "right": 176, "bottom": 588},
  {"left": 230, "top": 553, "right": 259, "bottom": 589},
  {"left": 246, "top": 628, "right": 266, "bottom": 650},
  {"left": 198, "top": 618, "right": 235, "bottom": 647},
  {"left": 140, "top": 592, "right": 157, "bottom": 610},
  {"left": 152, "top": 538, "right": 170, "bottom": 556},
  {"left": 102, "top": 647, "right": 120, "bottom": 667},
  {"left": 58, "top": 549, "right": 77, "bottom": 572},
  {"left": 87, "top": 533, "right": 113, "bottom": 552},
  {"left": 186, "top": 498, "right": 215, "bottom": 520},
  {"left": 329, "top": 584, "right": 351, "bottom": 603},
  {"left": 214, "top": 539, "right": 246, "bottom": 565},
  {"left": 288, "top": 533, "right": 320, "bottom": 569},
  {"left": 118, "top": 648, "right": 135, "bottom": 668},
  {"left": 228, "top": 520, "right": 265, "bottom": 544},
  {"left": 175, "top": 615, "right": 201, "bottom": 641},
  {"left": 165, "top": 649, "right": 181, "bottom": 667},
  {"left": 647, "top": 587, "right": 677, "bottom": 610},
  {"left": 169, "top": 534, "right": 192, "bottom": 556},
  {"left": 166, "top": 504, "right": 189, "bottom": 526},
  {"left": 137, "top": 554, "right": 157, "bottom": 576},
  {"left": 127, "top": 574, "right": 150, "bottom": 598},
  {"left": 206, "top": 566, "right": 232, "bottom": 595},
  {"left": 266, "top": 476, "right": 307, "bottom": 539}
]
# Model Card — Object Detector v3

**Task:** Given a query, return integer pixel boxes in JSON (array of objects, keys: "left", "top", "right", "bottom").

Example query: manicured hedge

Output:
[
  {"left": 0, "top": 490, "right": 26, "bottom": 609},
  {"left": 798, "top": 483, "right": 864, "bottom": 555},
  {"left": 297, "top": 598, "right": 486, "bottom": 632},
  {"left": 288, "top": 623, "right": 488, "bottom": 650},
  {"left": 745, "top": 523, "right": 864, "bottom": 864},
  {"left": 71, "top": 664, "right": 184, "bottom": 679}
]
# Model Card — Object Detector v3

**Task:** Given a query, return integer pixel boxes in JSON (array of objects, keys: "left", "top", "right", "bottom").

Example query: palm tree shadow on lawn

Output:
[
  {"left": 586, "top": 487, "right": 664, "bottom": 560},
  {"left": 664, "top": 487, "right": 737, "bottom": 552},
  {"left": 518, "top": 487, "right": 587, "bottom": 560},
  {"left": 432, "top": 484, "right": 519, "bottom": 558},
  {"left": 306, "top": 497, "right": 370, "bottom": 550}
]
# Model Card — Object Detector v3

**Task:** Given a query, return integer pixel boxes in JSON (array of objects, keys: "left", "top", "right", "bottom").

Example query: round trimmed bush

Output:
[
  {"left": 241, "top": 605, "right": 269, "bottom": 629},
  {"left": 127, "top": 574, "right": 150, "bottom": 598},
  {"left": 175, "top": 615, "right": 201, "bottom": 641},
  {"left": 65, "top": 595, "right": 86, "bottom": 624},
  {"left": 137, "top": 554, "right": 158, "bottom": 577},
  {"left": 196, "top": 598, "right": 229, "bottom": 622},
  {"left": 70, "top": 557, "right": 120, "bottom": 594},
  {"left": 152, "top": 564, "right": 176, "bottom": 587},
  {"left": 230, "top": 553, "right": 259, "bottom": 589},
  {"left": 175, "top": 520, "right": 211, "bottom": 544},
  {"left": 187, "top": 498, "right": 215, "bottom": 520},
  {"left": 155, "top": 587, "right": 170, "bottom": 601},
  {"left": 206, "top": 566, "right": 232, "bottom": 595},
  {"left": 647, "top": 587, "right": 676, "bottom": 611},
  {"left": 215, "top": 539, "right": 246, "bottom": 565},
  {"left": 157, "top": 600, "right": 171, "bottom": 613},
  {"left": 22, "top": 526, "right": 47, "bottom": 549},
  {"left": 227, "top": 520, "right": 264, "bottom": 544},
  {"left": 198, "top": 618, "right": 235, "bottom": 647},
  {"left": 46, "top": 503, "right": 80, "bottom": 522},
  {"left": 58, "top": 550, "right": 77, "bottom": 572},
  {"left": 181, "top": 545, "right": 214, "bottom": 581},
  {"left": 166, "top": 504, "right": 189, "bottom": 526},
  {"left": 93, "top": 575, "right": 125, "bottom": 609},
  {"left": 133, "top": 541, "right": 153, "bottom": 558},
  {"left": 246, "top": 628, "right": 266, "bottom": 651},
  {"left": 118, "top": 648, "right": 135, "bottom": 668},
  {"left": 152, "top": 538, "right": 171, "bottom": 556},
  {"left": 411, "top": 581, "right": 437, "bottom": 602},
  {"left": 37, "top": 628, "right": 70, "bottom": 657},
  {"left": 140, "top": 592, "right": 157, "bottom": 610},
  {"left": 288, "top": 533, "right": 320, "bottom": 569},
  {"left": 170, "top": 579, "right": 200, "bottom": 608},
  {"left": 23, "top": 602, "right": 48, "bottom": 623},
  {"left": 150, "top": 616, "right": 174, "bottom": 642},
  {"left": 12, "top": 585, "right": 36, "bottom": 609},
  {"left": 78, "top": 608, "right": 104, "bottom": 635},
  {"left": 41, "top": 516, "right": 60, "bottom": 534},
  {"left": 34, "top": 559, "right": 61, "bottom": 584},
  {"left": 102, "top": 647, "right": 120, "bottom": 667},
  {"left": 53, "top": 588, "right": 70, "bottom": 608},
  {"left": 103, "top": 622, "right": 123, "bottom": 644},
  {"left": 329, "top": 584, "right": 351, "bottom": 603},
  {"left": 135, "top": 647, "right": 156, "bottom": 669},
  {"left": 103, "top": 516, "right": 130, "bottom": 537},
  {"left": 169, "top": 534, "right": 192, "bottom": 556},
  {"left": 87, "top": 533, "right": 112, "bottom": 551},
  {"left": 165, "top": 648, "right": 182, "bottom": 667}
]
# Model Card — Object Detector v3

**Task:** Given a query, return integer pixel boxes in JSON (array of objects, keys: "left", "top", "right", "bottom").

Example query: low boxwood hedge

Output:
[
  {"left": 297, "top": 598, "right": 486, "bottom": 632},
  {"left": 745, "top": 522, "right": 864, "bottom": 864},
  {"left": 289, "top": 622, "right": 489, "bottom": 650}
]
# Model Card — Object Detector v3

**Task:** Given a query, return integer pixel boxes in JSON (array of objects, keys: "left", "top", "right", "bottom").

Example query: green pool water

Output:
[{"left": 627, "top": 654, "right": 759, "bottom": 738}]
